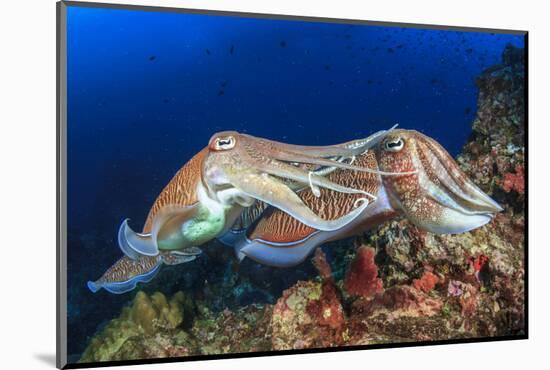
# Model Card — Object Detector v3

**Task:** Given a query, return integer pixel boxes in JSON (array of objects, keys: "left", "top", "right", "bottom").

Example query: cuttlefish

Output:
[
  {"left": 223, "top": 129, "right": 503, "bottom": 267},
  {"left": 88, "top": 127, "right": 402, "bottom": 293}
]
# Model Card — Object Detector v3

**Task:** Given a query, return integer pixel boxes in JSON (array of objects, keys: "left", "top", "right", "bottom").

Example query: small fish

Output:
[
  {"left": 220, "top": 81, "right": 228, "bottom": 88},
  {"left": 387, "top": 48, "right": 394, "bottom": 53},
  {"left": 149, "top": 55, "right": 156, "bottom": 61},
  {"left": 205, "top": 49, "right": 211, "bottom": 55},
  {"left": 279, "top": 40, "right": 287, "bottom": 48},
  {"left": 229, "top": 45, "right": 234, "bottom": 55},
  {"left": 217, "top": 90, "right": 225, "bottom": 96},
  {"left": 464, "top": 107, "right": 472, "bottom": 115},
  {"left": 465, "top": 48, "right": 473, "bottom": 54},
  {"left": 324, "top": 64, "right": 331, "bottom": 71}
]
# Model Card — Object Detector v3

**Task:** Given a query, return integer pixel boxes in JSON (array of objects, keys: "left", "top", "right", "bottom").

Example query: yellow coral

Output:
[
  {"left": 132, "top": 291, "right": 158, "bottom": 334},
  {"left": 79, "top": 291, "right": 189, "bottom": 363}
]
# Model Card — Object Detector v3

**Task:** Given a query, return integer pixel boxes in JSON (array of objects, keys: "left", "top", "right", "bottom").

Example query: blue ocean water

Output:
[{"left": 65, "top": 5, "right": 524, "bottom": 358}]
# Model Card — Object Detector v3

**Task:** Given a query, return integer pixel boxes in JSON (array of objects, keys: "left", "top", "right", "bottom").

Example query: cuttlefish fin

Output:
[
  {"left": 235, "top": 232, "right": 322, "bottom": 267},
  {"left": 228, "top": 171, "right": 370, "bottom": 232},
  {"left": 118, "top": 219, "right": 157, "bottom": 258},
  {"left": 218, "top": 228, "right": 247, "bottom": 248}
]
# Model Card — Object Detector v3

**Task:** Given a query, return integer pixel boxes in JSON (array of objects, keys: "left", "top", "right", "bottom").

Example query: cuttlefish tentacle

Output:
[
  {"left": 241, "top": 126, "right": 414, "bottom": 178},
  {"left": 243, "top": 124, "right": 397, "bottom": 159},
  {"left": 224, "top": 170, "right": 371, "bottom": 231},
  {"left": 268, "top": 148, "right": 418, "bottom": 177},
  {"left": 259, "top": 159, "right": 375, "bottom": 197}
]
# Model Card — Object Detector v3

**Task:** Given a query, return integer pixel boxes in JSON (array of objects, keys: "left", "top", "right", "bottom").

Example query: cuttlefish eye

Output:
[
  {"left": 383, "top": 137, "right": 404, "bottom": 152},
  {"left": 211, "top": 136, "right": 236, "bottom": 151}
]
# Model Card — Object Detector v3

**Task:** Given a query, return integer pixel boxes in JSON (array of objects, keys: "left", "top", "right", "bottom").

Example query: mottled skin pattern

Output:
[
  {"left": 247, "top": 151, "right": 379, "bottom": 243},
  {"left": 377, "top": 130, "right": 502, "bottom": 233},
  {"left": 376, "top": 132, "right": 440, "bottom": 225},
  {"left": 142, "top": 147, "right": 208, "bottom": 233}
]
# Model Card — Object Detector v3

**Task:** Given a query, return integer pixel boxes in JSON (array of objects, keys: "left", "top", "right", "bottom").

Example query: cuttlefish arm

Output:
[{"left": 224, "top": 169, "right": 371, "bottom": 232}]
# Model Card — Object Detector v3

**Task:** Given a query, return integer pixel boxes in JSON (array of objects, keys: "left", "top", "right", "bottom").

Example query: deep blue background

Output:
[{"left": 66, "top": 5, "right": 524, "bottom": 358}]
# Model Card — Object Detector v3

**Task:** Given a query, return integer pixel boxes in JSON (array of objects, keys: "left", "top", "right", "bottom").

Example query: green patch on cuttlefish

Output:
[{"left": 157, "top": 202, "right": 228, "bottom": 251}]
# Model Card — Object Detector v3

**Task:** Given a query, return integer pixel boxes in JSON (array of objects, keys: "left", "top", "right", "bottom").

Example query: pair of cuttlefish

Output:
[{"left": 88, "top": 127, "right": 503, "bottom": 294}]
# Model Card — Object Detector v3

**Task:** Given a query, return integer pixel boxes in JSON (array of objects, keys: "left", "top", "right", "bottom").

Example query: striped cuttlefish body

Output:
[{"left": 88, "top": 129, "right": 503, "bottom": 294}]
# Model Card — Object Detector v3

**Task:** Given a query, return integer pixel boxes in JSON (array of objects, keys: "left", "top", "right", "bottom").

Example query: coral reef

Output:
[
  {"left": 413, "top": 270, "right": 440, "bottom": 293},
  {"left": 80, "top": 290, "right": 272, "bottom": 362},
  {"left": 344, "top": 246, "right": 384, "bottom": 298},
  {"left": 79, "top": 45, "right": 525, "bottom": 362},
  {"left": 80, "top": 291, "right": 194, "bottom": 362},
  {"left": 271, "top": 249, "right": 346, "bottom": 350}
]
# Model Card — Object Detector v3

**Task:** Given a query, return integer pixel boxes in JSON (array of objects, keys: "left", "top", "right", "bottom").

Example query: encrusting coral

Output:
[
  {"left": 80, "top": 291, "right": 193, "bottom": 362},
  {"left": 79, "top": 45, "right": 525, "bottom": 362}
]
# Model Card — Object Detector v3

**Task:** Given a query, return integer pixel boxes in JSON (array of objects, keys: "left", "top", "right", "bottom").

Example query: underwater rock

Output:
[
  {"left": 271, "top": 249, "right": 346, "bottom": 350},
  {"left": 460, "top": 43, "right": 525, "bottom": 211},
  {"left": 191, "top": 303, "right": 273, "bottom": 355},
  {"left": 351, "top": 285, "right": 443, "bottom": 320}
]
